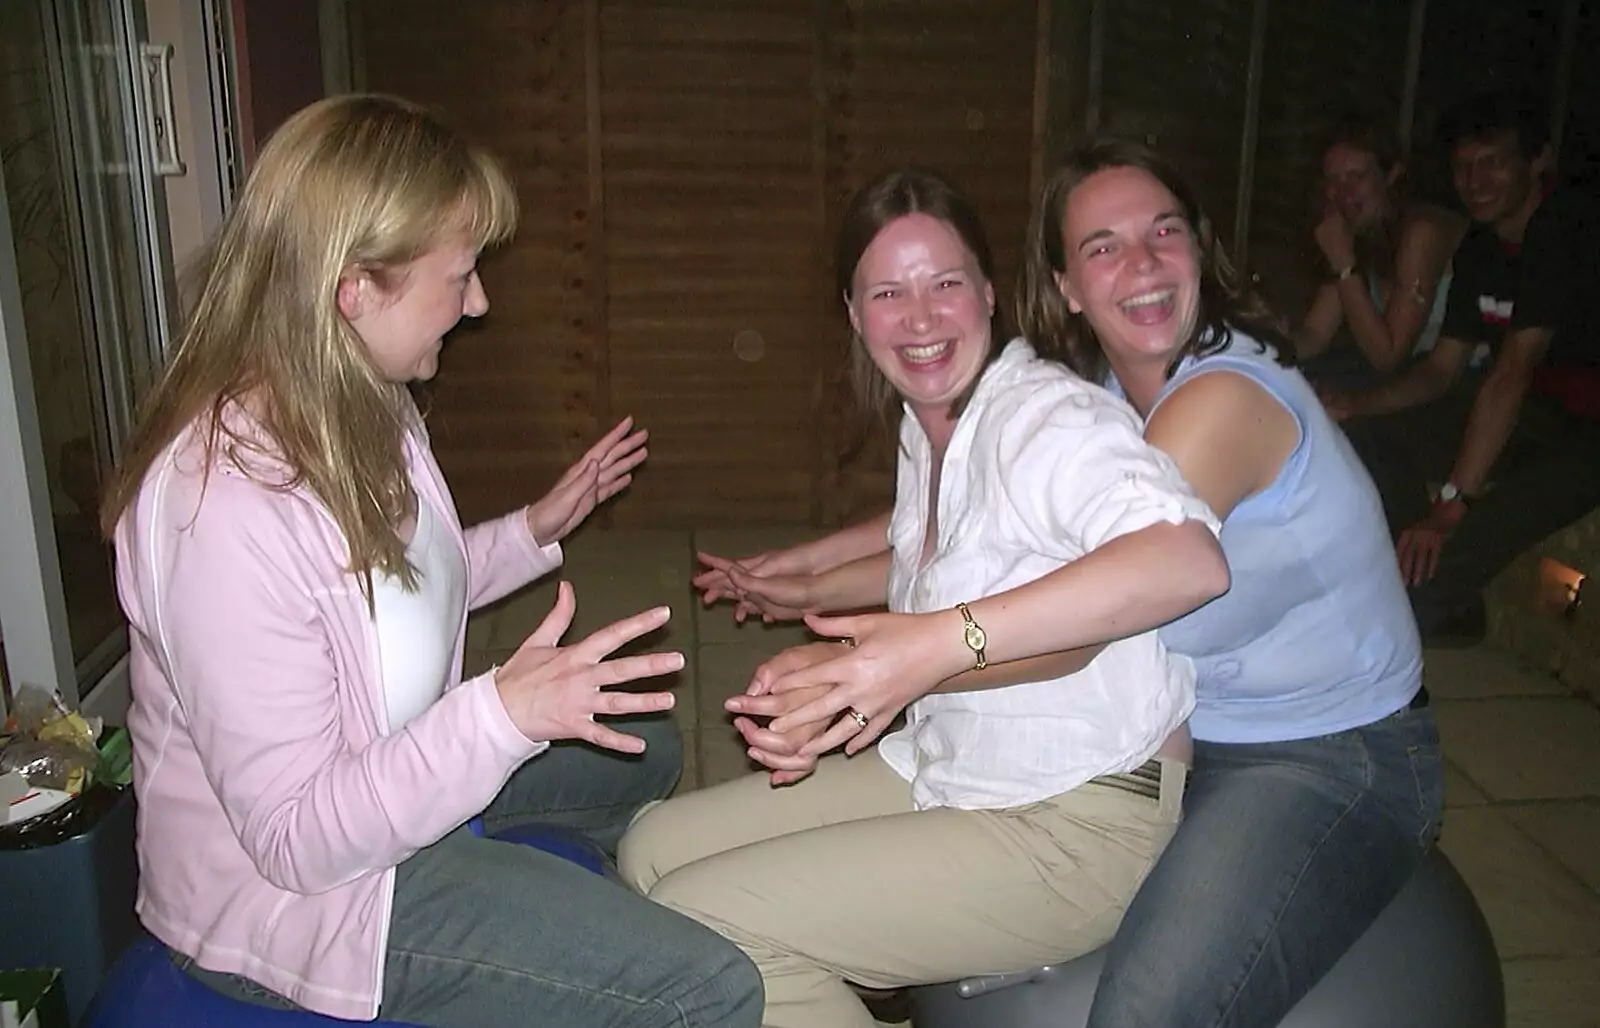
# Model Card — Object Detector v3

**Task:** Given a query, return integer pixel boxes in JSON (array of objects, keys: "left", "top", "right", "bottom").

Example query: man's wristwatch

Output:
[
  {"left": 955, "top": 602, "right": 988, "bottom": 671},
  {"left": 1439, "top": 481, "right": 1472, "bottom": 507}
]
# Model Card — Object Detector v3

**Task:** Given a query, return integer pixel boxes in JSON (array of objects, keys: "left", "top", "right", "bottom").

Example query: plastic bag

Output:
[
  {"left": 0, "top": 684, "right": 104, "bottom": 818},
  {"left": 3, "top": 683, "right": 102, "bottom": 750}
]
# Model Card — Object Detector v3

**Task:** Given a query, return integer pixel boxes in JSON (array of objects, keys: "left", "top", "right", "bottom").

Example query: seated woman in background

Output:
[
  {"left": 100, "top": 94, "right": 761, "bottom": 1028},
  {"left": 699, "top": 138, "right": 1443, "bottom": 1028},
  {"left": 1295, "top": 120, "right": 1467, "bottom": 389},
  {"left": 618, "top": 166, "right": 1230, "bottom": 1028}
]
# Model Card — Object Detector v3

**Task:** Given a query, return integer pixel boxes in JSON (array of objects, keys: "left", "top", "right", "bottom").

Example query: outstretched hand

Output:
[
  {"left": 492, "top": 581, "right": 680, "bottom": 753},
  {"left": 526, "top": 417, "right": 648, "bottom": 546}
]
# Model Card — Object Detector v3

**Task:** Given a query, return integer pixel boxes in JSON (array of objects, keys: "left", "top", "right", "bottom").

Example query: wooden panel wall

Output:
[
  {"left": 359, "top": 2, "right": 602, "bottom": 526},
  {"left": 1095, "top": 0, "right": 1256, "bottom": 251},
  {"left": 355, "top": 0, "right": 1042, "bottom": 527},
  {"left": 599, "top": 0, "right": 817, "bottom": 526}
]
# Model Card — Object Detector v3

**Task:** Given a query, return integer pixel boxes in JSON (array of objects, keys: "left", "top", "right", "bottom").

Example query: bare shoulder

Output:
[
  {"left": 1151, "top": 367, "right": 1297, "bottom": 453},
  {"left": 1154, "top": 367, "right": 1282, "bottom": 427},
  {"left": 1147, "top": 367, "right": 1299, "bottom": 511},
  {"left": 1399, "top": 204, "right": 1470, "bottom": 258}
]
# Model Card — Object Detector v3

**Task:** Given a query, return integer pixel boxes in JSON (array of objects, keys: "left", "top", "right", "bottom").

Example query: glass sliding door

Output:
[{"left": 0, "top": 0, "right": 227, "bottom": 712}]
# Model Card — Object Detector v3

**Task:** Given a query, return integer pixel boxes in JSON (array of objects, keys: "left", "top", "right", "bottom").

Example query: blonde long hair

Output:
[{"left": 100, "top": 94, "right": 518, "bottom": 594}]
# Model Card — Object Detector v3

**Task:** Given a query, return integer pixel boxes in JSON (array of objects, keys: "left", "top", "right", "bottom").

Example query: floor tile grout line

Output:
[
  {"left": 1443, "top": 754, "right": 1497, "bottom": 807},
  {"left": 1447, "top": 804, "right": 1600, "bottom": 902}
]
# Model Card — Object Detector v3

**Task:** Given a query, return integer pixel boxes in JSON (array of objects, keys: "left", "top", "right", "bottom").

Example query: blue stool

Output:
[{"left": 81, "top": 821, "right": 610, "bottom": 1028}]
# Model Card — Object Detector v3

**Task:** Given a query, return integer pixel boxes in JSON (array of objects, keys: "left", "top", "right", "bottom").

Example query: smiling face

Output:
[
  {"left": 341, "top": 237, "right": 488, "bottom": 383},
  {"left": 1451, "top": 129, "right": 1540, "bottom": 228},
  {"left": 1056, "top": 165, "right": 1201, "bottom": 373},
  {"left": 1322, "top": 142, "right": 1396, "bottom": 231},
  {"left": 846, "top": 212, "right": 996, "bottom": 429}
]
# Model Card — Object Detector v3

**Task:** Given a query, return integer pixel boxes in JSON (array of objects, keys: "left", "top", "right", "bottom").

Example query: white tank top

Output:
[{"left": 371, "top": 497, "right": 467, "bottom": 733}]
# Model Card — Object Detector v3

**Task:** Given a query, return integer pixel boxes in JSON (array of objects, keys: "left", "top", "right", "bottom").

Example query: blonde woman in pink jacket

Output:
[{"left": 99, "top": 94, "right": 761, "bottom": 1028}]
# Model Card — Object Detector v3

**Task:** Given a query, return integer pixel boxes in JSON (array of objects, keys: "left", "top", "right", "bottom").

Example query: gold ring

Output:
[{"left": 845, "top": 707, "right": 869, "bottom": 729}]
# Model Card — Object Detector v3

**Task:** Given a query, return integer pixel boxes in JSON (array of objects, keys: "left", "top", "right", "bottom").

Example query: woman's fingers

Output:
[
  {"left": 726, "top": 691, "right": 794, "bottom": 717},
  {"left": 585, "top": 416, "right": 634, "bottom": 462},
  {"left": 583, "top": 722, "right": 651, "bottom": 755},
  {"left": 800, "top": 712, "right": 879, "bottom": 757},
  {"left": 582, "top": 650, "right": 685, "bottom": 690},
  {"left": 524, "top": 581, "right": 578, "bottom": 649},
  {"left": 597, "top": 436, "right": 648, "bottom": 488},
  {"left": 725, "top": 564, "right": 807, "bottom": 609},
  {"left": 766, "top": 656, "right": 846, "bottom": 697},
  {"left": 570, "top": 605, "right": 673, "bottom": 663},
  {"left": 842, "top": 713, "right": 892, "bottom": 756},
  {"left": 592, "top": 687, "right": 676, "bottom": 718},
  {"left": 747, "top": 745, "right": 817, "bottom": 773},
  {"left": 802, "top": 611, "right": 859, "bottom": 641},
  {"left": 767, "top": 687, "right": 850, "bottom": 732},
  {"left": 731, "top": 715, "right": 805, "bottom": 755}
]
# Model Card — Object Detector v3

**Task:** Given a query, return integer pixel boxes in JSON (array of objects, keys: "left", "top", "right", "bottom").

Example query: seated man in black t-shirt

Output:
[{"left": 1324, "top": 90, "right": 1600, "bottom": 644}]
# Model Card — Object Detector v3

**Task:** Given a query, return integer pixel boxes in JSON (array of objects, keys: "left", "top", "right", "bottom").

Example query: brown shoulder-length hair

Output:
[
  {"left": 1016, "top": 137, "right": 1290, "bottom": 385},
  {"left": 99, "top": 94, "right": 517, "bottom": 597},
  {"left": 835, "top": 167, "right": 1004, "bottom": 426}
]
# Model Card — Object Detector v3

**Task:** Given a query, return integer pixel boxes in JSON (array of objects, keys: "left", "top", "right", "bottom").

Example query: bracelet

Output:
[
  {"left": 1333, "top": 262, "right": 1357, "bottom": 282},
  {"left": 955, "top": 602, "right": 988, "bottom": 671}
]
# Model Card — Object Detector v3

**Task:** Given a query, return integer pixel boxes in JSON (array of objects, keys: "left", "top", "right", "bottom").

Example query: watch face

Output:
[
  {"left": 964, "top": 622, "right": 987, "bottom": 651},
  {"left": 1440, "top": 483, "right": 1459, "bottom": 502}
]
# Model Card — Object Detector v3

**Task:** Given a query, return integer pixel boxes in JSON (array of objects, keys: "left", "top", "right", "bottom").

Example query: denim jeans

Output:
[
  {"left": 1084, "top": 702, "right": 1444, "bottom": 1028},
  {"left": 184, "top": 714, "right": 763, "bottom": 1028}
]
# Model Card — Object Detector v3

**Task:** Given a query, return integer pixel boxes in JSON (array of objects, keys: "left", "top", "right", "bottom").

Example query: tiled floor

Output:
[{"left": 467, "top": 526, "right": 1600, "bottom": 1028}]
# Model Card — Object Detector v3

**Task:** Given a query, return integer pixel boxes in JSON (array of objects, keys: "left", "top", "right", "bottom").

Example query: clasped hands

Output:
[{"left": 694, "top": 550, "right": 958, "bottom": 786}]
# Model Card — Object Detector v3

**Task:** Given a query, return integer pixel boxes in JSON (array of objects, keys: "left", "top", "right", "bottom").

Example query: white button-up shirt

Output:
[{"left": 877, "top": 339, "right": 1220, "bottom": 811}]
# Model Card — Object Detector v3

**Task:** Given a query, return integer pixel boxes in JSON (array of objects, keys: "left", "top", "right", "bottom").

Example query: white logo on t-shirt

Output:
[{"left": 1477, "top": 294, "right": 1514, "bottom": 324}]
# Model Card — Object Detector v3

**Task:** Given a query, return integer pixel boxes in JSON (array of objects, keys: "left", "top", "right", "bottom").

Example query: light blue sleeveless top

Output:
[{"left": 1116, "top": 330, "right": 1422, "bottom": 743}]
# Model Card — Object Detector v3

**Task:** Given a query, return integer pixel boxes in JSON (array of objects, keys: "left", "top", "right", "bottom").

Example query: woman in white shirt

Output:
[{"left": 616, "top": 168, "right": 1229, "bottom": 1028}]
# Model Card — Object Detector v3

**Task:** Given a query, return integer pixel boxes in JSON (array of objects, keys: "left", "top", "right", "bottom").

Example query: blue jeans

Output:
[
  {"left": 186, "top": 715, "right": 763, "bottom": 1028},
  {"left": 1084, "top": 702, "right": 1443, "bottom": 1028}
]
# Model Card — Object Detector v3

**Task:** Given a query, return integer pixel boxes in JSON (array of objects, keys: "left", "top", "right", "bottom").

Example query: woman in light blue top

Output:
[
  {"left": 1018, "top": 137, "right": 1444, "bottom": 1028},
  {"left": 1295, "top": 120, "right": 1467, "bottom": 388}
]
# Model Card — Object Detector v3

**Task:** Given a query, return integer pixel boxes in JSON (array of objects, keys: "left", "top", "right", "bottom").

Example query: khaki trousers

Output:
[{"left": 617, "top": 750, "right": 1184, "bottom": 1028}]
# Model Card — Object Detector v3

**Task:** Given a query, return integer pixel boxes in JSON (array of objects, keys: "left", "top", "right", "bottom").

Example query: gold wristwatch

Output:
[{"left": 955, "top": 602, "right": 988, "bottom": 671}]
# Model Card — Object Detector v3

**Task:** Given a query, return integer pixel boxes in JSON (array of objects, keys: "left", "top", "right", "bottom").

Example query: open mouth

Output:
[
  {"left": 898, "top": 340, "right": 954, "bottom": 365},
  {"left": 1117, "top": 288, "right": 1177, "bottom": 326}
]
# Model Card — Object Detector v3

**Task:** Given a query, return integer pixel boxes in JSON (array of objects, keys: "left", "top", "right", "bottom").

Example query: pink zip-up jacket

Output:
[{"left": 114, "top": 410, "right": 559, "bottom": 1019}]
